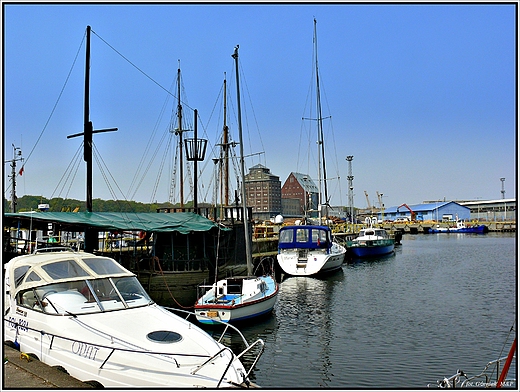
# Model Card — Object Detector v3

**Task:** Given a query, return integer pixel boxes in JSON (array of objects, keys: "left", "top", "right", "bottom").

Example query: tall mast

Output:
[
  {"left": 314, "top": 18, "right": 329, "bottom": 223},
  {"left": 176, "top": 64, "right": 185, "bottom": 208},
  {"left": 232, "top": 45, "right": 253, "bottom": 276},
  {"left": 67, "top": 25, "right": 117, "bottom": 251},
  {"left": 223, "top": 75, "right": 230, "bottom": 206}
]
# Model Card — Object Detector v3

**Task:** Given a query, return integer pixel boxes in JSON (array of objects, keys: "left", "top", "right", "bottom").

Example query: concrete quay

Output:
[{"left": 3, "top": 344, "right": 92, "bottom": 389}]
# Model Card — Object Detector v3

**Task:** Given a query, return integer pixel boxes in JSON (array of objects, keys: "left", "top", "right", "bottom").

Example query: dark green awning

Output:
[{"left": 4, "top": 212, "right": 225, "bottom": 233}]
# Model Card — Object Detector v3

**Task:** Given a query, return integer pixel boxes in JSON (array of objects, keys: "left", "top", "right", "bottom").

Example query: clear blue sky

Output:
[{"left": 3, "top": 3, "right": 517, "bottom": 210}]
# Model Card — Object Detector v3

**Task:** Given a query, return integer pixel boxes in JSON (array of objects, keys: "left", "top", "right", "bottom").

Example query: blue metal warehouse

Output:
[{"left": 381, "top": 202, "right": 470, "bottom": 222}]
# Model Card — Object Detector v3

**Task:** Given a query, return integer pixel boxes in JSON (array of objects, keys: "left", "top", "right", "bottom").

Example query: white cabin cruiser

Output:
[{"left": 3, "top": 248, "right": 262, "bottom": 388}]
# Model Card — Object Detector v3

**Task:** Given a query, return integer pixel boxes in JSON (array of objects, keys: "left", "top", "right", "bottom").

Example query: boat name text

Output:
[{"left": 71, "top": 341, "right": 100, "bottom": 360}]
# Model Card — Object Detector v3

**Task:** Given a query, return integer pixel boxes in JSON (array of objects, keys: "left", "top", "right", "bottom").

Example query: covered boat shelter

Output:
[{"left": 3, "top": 211, "right": 232, "bottom": 268}]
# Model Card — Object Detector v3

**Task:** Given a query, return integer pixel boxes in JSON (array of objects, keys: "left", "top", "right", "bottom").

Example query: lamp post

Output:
[{"left": 184, "top": 109, "right": 207, "bottom": 214}]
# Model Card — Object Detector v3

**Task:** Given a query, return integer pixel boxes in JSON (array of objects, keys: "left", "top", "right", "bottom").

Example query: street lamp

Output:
[{"left": 184, "top": 109, "right": 207, "bottom": 213}]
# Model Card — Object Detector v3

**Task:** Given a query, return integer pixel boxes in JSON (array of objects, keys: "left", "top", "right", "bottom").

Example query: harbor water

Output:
[{"left": 234, "top": 233, "right": 516, "bottom": 388}]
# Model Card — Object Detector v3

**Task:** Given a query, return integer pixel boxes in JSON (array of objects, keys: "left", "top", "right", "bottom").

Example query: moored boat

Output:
[
  {"left": 428, "top": 219, "right": 488, "bottom": 233},
  {"left": 195, "top": 275, "right": 278, "bottom": 324},
  {"left": 3, "top": 247, "right": 261, "bottom": 388},
  {"left": 195, "top": 46, "right": 278, "bottom": 325},
  {"left": 277, "top": 225, "right": 346, "bottom": 276},
  {"left": 346, "top": 227, "right": 395, "bottom": 258}
]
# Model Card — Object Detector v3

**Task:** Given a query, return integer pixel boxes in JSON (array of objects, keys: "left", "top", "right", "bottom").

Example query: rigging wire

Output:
[
  {"left": 91, "top": 29, "right": 194, "bottom": 111},
  {"left": 16, "top": 31, "right": 86, "bottom": 178},
  {"left": 49, "top": 144, "right": 84, "bottom": 207}
]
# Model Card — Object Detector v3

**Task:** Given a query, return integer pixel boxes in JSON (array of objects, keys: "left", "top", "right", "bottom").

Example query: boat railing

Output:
[
  {"left": 167, "top": 307, "right": 265, "bottom": 379},
  {"left": 428, "top": 354, "right": 517, "bottom": 388},
  {"left": 5, "top": 316, "right": 255, "bottom": 388},
  {"left": 33, "top": 246, "right": 76, "bottom": 254}
]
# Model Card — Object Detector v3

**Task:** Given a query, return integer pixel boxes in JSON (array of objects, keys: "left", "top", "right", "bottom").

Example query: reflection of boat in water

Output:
[
  {"left": 4, "top": 248, "right": 261, "bottom": 388},
  {"left": 428, "top": 219, "right": 488, "bottom": 234},
  {"left": 346, "top": 227, "right": 395, "bottom": 258}
]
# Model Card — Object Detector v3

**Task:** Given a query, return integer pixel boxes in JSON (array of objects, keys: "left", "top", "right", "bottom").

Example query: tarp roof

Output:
[{"left": 4, "top": 212, "right": 223, "bottom": 233}]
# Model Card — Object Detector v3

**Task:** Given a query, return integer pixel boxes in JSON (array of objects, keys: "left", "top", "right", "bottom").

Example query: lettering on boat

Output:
[
  {"left": 8, "top": 316, "right": 28, "bottom": 331},
  {"left": 71, "top": 341, "right": 100, "bottom": 360},
  {"left": 15, "top": 307, "right": 27, "bottom": 317}
]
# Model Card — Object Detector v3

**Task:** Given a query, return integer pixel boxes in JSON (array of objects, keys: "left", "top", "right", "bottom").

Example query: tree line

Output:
[{"left": 4, "top": 195, "right": 176, "bottom": 213}]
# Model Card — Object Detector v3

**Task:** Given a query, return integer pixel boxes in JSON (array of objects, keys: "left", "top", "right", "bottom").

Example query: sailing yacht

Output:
[{"left": 277, "top": 19, "right": 346, "bottom": 277}]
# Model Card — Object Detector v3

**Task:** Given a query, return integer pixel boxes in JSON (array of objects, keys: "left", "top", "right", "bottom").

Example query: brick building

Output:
[
  {"left": 244, "top": 164, "right": 282, "bottom": 221},
  {"left": 281, "top": 172, "right": 319, "bottom": 217}
]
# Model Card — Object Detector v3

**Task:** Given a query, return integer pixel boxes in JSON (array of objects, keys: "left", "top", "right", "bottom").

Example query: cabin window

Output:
[
  {"left": 83, "top": 257, "right": 126, "bottom": 276},
  {"left": 14, "top": 266, "right": 30, "bottom": 288},
  {"left": 25, "top": 271, "right": 42, "bottom": 283},
  {"left": 296, "top": 228, "right": 309, "bottom": 243},
  {"left": 279, "top": 229, "right": 294, "bottom": 243},
  {"left": 41, "top": 260, "right": 89, "bottom": 279}
]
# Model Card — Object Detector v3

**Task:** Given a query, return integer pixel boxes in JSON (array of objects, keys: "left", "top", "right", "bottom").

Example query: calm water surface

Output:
[{"left": 236, "top": 233, "right": 516, "bottom": 388}]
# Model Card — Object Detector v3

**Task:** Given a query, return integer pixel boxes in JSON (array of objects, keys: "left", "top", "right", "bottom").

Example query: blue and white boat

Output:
[
  {"left": 194, "top": 275, "right": 278, "bottom": 324},
  {"left": 347, "top": 227, "right": 395, "bottom": 258},
  {"left": 195, "top": 46, "right": 278, "bottom": 325},
  {"left": 277, "top": 225, "right": 346, "bottom": 276},
  {"left": 428, "top": 219, "right": 488, "bottom": 234}
]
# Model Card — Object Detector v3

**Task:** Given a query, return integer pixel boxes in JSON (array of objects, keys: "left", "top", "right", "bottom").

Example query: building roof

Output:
[
  {"left": 384, "top": 201, "right": 469, "bottom": 214},
  {"left": 291, "top": 172, "right": 318, "bottom": 193},
  {"left": 4, "top": 211, "right": 222, "bottom": 233}
]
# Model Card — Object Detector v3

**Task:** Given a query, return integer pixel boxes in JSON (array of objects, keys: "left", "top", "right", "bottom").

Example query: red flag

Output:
[{"left": 18, "top": 166, "right": 24, "bottom": 176}]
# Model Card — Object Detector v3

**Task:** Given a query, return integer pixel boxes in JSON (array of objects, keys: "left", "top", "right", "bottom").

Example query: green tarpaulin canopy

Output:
[{"left": 4, "top": 212, "right": 224, "bottom": 233}]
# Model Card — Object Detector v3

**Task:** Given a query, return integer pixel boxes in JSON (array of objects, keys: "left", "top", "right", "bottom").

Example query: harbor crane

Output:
[
  {"left": 397, "top": 203, "right": 416, "bottom": 221},
  {"left": 364, "top": 190, "right": 374, "bottom": 214}
]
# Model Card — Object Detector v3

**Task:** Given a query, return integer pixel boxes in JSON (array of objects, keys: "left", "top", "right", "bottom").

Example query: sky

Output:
[{"left": 2, "top": 2, "right": 517, "bottom": 211}]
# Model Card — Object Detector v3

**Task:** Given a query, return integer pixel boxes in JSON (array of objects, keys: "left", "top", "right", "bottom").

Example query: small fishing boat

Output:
[
  {"left": 346, "top": 227, "right": 395, "bottom": 258},
  {"left": 4, "top": 248, "right": 262, "bottom": 388},
  {"left": 428, "top": 219, "right": 488, "bottom": 234},
  {"left": 195, "top": 274, "right": 278, "bottom": 324},
  {"left": 194, "top": 46, "right": 278, "bottom": 325},
  {"left": 277, "top": 225, "right": 346, "bottom": 276}
]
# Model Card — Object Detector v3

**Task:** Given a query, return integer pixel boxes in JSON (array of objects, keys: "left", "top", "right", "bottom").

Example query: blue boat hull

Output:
[
  {"left": 349, "top": 243, "right": 395, "bottom": 258},
  {"left": 428, "top": 225, "right": 488, "bottom": 234}
]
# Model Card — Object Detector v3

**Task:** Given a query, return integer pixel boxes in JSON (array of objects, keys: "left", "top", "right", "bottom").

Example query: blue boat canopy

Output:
[{"left": 278, "top": 225, "right": 332, "bottom": 250}]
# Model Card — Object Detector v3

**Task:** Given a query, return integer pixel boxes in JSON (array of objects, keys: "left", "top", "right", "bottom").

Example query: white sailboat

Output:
[
  {"left": 194, "top": 46, "right": 278, "bottom": 324},
  {"left": 277, "top": 19, "right": 346, "bottom": 277}
]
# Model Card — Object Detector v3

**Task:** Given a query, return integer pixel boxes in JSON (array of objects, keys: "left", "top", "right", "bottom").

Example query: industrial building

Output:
[
  {"left": 244, "top": 164, "right": 282, "bottom": 221},
  {"left": 382, "top": 202, "right": 470, "bottom": 222}
]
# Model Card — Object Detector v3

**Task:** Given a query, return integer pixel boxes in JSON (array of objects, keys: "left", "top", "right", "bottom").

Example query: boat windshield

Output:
[{"left": 16, "top": 276, "right": 152, "bottom": 315}]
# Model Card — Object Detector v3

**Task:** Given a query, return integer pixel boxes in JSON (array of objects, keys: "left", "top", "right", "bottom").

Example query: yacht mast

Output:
[
  {"left": 232, "top": 45, "right": 253, "bottom": 276},
  {"left": 314, "top": 18, "right": 329, "bottom": 223},
  {"left": 176, "top": 65, "right": 185, "bottom": 208}
]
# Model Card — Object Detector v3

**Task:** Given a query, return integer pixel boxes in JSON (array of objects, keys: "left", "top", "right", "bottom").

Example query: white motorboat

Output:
[
  {"left": 3, "top": 248, "right": 262, "bottom": 388},
  {"left": 277, "top": 225, "right": 346, "bottom": 276}
]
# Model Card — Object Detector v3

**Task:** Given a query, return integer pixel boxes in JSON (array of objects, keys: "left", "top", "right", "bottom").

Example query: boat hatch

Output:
[{"left": 146, "top": 330, "right": 183, "bottom": 343}]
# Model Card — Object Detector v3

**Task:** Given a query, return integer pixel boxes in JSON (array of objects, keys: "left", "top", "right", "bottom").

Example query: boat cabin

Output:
[
  {"left": 5, "top": 248, "right": 151, "bottom": 315},
  {"left": 278, "top": 225, "right": 332, "bottom": 251}
]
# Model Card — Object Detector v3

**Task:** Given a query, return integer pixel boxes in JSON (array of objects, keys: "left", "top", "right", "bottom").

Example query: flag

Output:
[{"left": 18, "top": 166, "right": 24, "bottom": 176}]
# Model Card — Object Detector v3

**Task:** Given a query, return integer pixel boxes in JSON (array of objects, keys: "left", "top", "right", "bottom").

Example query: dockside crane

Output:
[
  {"left": 364, "top": 190, "right": 373, "bottom": 214},
  {"left": 397, "top": 203, "right": 416, "bottom": 221}
]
